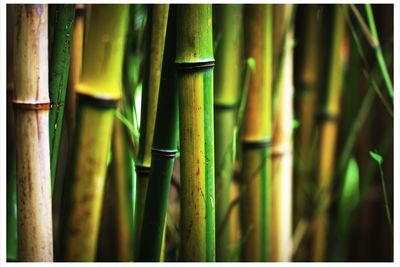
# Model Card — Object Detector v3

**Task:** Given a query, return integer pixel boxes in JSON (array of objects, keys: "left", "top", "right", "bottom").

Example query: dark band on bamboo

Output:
[
  {"left": 316, "top": 111, "right": 339, "bottom": 123},
  {"left": 77, "top": 93, "right": 119, "bottom": 109},
  {"left": 242, "top": 138, "right": 271, "bottom": 150},
  {"left": 13, "top": 100, "right": 51, "bottom": 110},
  {"left": 175, "top": 60, "right": 215, "bottom": 71},
  {"left": 270, "top": 146, "right": 292, "bottom": 157},
  {"left": 136, "top": 165, "right": 151, "bottom": 177},
  {"left": 214, "top": 101, "right": 237, "bottom": 111},
  {"left": 152, "top": 148, "right": 178, "bottom": 159}
]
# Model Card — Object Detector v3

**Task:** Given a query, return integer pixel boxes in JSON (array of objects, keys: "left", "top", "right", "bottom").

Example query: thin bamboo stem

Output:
[
  {"left": 134, "top": 5, "right": 169, "bottom": 258},
  {"left": 213, "top": 4, "right": 243, "bottom": 262},
  {"left": 111, "top": 117, "right": 134, "bottom": 261},
  {"left": 270, "top": 4, "right": 295, "bottom": 262},
  {"left": 138, "top": 7, "right": 179, "bottom": 260},
  {"left": 6, "top": 5, "right": 18, "bottom": 261},
  {"left": 59, "top": 5, "right": 129, "bottom": 261},
  {"left": 66, "top": 5, "right": 85, "bottom": 144},
  {"left": 176, "top": 4, "right": 215, "bottom": 261},
  {"left": 312, "top": 5, "right": 348, "bottom": 261},
  {"left": 13, "top": 4, "right": 53, "bottom": 261},
  {"left": 241, "top": 4, "right": 273, "bottom": 262}
]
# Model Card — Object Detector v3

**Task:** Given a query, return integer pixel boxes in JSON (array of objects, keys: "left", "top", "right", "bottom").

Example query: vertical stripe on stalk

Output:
[{"left": 203, "top": 68, "right": 215, "bottom": 261}]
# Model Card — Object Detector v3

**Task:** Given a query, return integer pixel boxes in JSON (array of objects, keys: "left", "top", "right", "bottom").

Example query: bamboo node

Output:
[
  {"left": 271, "top": 143, "right": 292, "bottom": 156},
  {"left": 316, "top": 110, "right": 339, "bottom": 123},
  {"left": 136, "top": 164, "right": 151, "bottom": 177},
  {"left": 151, "top": 148, "right": 178, "bottom": 158},
  {"left": 77, "top": 93, "right": 119, "bottom": 109},
  {"left": 13, "top": 100, "right": 51, "bottom": 110},
  {"left": 214, "top": 101, "right": 237, "bottom": 111},
  {"left": 242, "top": 138, "right": 271, "bottom": 150},
  {"left": 175, "top": 60, "right": 215, "bottom": 72}
]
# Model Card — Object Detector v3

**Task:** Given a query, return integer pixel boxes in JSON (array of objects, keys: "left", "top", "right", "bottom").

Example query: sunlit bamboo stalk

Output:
[
  {"left": 59, "top": 5, "right": 129, "bottom": 261},
  {"left": 13, "top": 4, "right": 53, "bottom": 261},
  {"left": 176, "top": 4, "right": 216, "bottom": 261},
  {"left": 270, "top": 4, "right": 295, "bottom": 262}
]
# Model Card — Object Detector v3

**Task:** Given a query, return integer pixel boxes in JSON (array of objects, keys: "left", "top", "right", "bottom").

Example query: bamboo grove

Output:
[{"left": 6, "top": 4, "right": 394, "bottom": 262}]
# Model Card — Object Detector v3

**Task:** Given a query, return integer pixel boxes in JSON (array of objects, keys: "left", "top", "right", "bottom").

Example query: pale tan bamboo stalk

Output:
[
  {"left": 13, "top": 4, "right": 53, "bottom": 262},
  {"left": 270, "top": 4, "right": 294, "bottom": 262}
]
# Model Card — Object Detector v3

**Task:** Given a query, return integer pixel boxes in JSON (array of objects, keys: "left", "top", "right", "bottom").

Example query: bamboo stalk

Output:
[
  {"left": 13, "top": 4, "right": 53, "bottom": 261},
  {"left": 176, "top": 4, "right": 215, "bottom": 261},
  {"left": 49, "top": 4, "right": 75, "bottom": 193},
  {"left": 59, "top": 5, "right": 129, "bottom": 261},
  {"left": 294, "top": 4, "right": 321, "bottom": 222},
  {"left": 312, "top": 5, "right": 348, "bottom": 261},
  {"left": 241, "top": 4, "right": 273, "bottom": 262},
  {"left": 7, "top": 5, "right": 18, "bottom": 261},
  {"left": 111, "top": 117, "right": 134, "bottom": 261},
  {"left": 138, "top": 7, "right": 179, "bottom": 260},
  {"left": 134, "top": 5, "right": 169, "bottom": 258},
  {"left": 270, "top": 4, "right": 295, "bottom": 262},
  {"left": 65, "top": 5, "right": 85, "bottom": 144},
  {"left": 213, "top": 4, "right": 243, "bottom": 262}
]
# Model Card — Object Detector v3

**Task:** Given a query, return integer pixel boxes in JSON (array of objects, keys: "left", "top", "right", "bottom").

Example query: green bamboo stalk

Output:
[
  {"left": 213, "top": 4, "right": 243, "bottom": 262},
  {"left": 312, "top": 5, "right": 348, "bottom": 261},
  {"left": 6, "top": 5, "right": 18, "bottom": 261},
  {"left": 134, "top": 5, "right": 169, "bottom": 258},
  {"left": 13, "top": 4, "right": 53, "bottom": 261},
  {"left": 176, "top": 4, "right": 215, "bottom": 261},
  {"left": 270, "top": 4, "right": 295, "bottom": 262},
  {"left": 48, "top": 4, "right": 75, "bottom": 194},
  {"left": 138, "top": 7, "right": 179, "bottom": 260},
  {"left": 240, "top": 4, "right": 272, "bottom": 262},
  {"left": 294, "top": 4, "right": 321, "bottom": 224},
  {"left": 59, "top": 5, "right": 129, "bottom": 261},
  {"left": 364, "top": 4, "right": 393, "bottom": 99}
]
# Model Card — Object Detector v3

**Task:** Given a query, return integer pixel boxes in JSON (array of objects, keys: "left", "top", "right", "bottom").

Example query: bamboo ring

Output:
[
  {"left": 136, "top": 164, "right": 151, "bottom": 176},
  {"left": 13, "top": 100, "right": 51, "bottom": 110},
  {"left": 77, "top": 93, "right": 119, "bottom": 109},
  {"left": 151, "top": 148, "right": 177, "bottom": 158},
  {"left": 242, "top": 138, "right": 271, "bottom": 150}
]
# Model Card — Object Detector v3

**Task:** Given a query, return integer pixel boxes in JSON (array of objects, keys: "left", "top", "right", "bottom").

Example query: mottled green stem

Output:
[{"left": 49, "top": 5, "right": 75, "bottom": 193}]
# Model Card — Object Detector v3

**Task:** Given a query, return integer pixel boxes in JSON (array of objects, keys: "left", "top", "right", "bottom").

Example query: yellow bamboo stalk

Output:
[
  {"left": 312, "top": 5, "right": 347, "bottom": 261},
  {"left": 13, "top": 4, "right": 53, "bottom": 262},
  {"left": 66, "top": 4, "right": 85, "bottom": 142},
  {"left": 270, "top": 4, "right": 294, "bottom": 262},
  {"left": 60, "top": 5, "right": 129, "bottom": 261}
]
